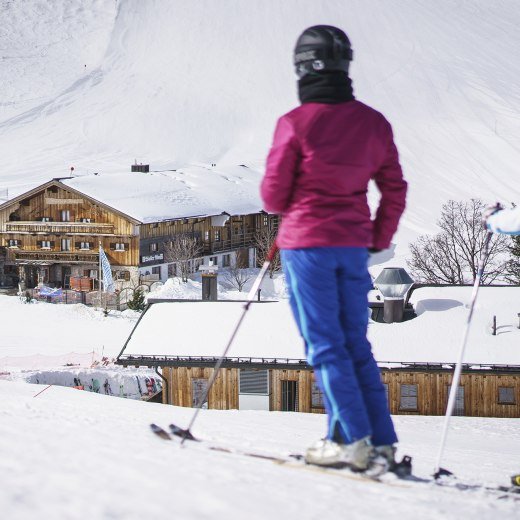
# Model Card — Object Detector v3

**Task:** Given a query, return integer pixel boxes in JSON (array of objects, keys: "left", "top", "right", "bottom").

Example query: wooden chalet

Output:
[
  {"left": 116, "top": 292, "right": 520, "bottom": 419},
  {"left": 0, "top": 176, "right": 278, "bottom": 290}
]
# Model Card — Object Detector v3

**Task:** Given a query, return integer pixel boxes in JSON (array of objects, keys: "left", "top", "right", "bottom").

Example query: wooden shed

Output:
[{"left": 117, "top": 294, "right": 520, "bottom": 418}]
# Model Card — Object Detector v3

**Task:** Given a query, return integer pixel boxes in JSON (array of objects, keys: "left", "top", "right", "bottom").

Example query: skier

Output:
[
  {"left": 485, "top": 204, "right": 520, "bottom": 234},
  {"left": 261, "top": 26, "right": 407, "bottom": 471}
]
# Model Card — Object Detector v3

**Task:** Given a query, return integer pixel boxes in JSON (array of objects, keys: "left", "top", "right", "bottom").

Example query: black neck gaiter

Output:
[{"left": 298, "top": 71, "right": 355, "bottom": 104}]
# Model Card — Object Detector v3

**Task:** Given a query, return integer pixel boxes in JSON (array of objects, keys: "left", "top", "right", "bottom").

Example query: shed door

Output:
[{"left": 281, "top": 380, "right": 299, "bottom": 412}]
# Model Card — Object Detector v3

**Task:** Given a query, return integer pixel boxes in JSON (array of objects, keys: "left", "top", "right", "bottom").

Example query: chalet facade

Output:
[
  {"left": 117, "top": 298, "right": 520, "bottom": 419},
  {"left": 0, "top": 178, "right": 278, "bottom": 290},
  {"left": 120, "top": 351, "right": 520, "bottom": 419}
]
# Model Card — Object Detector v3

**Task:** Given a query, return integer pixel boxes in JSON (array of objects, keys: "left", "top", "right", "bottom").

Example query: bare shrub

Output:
[
  {"left": 163, "top": 234, "right": 202, "bottom": 283},
  {"left": 223, "top": 266, "right": 253, "bottom": 292},
  {"left": 407, "top": 199, "right": 509, "bottom": 285},
  {"left": 254, "top": 227, "right": 281, "bottom": 278}
]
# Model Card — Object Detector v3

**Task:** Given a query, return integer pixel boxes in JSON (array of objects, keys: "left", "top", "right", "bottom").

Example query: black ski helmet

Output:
[{"left": 294, "top": 25, "right": 353, "bottom": 78}]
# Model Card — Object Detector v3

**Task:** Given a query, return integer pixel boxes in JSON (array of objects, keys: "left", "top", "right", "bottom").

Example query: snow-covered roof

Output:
[
  {"left": 61, "top": 166, "right": 263, "bottom": 223},
  {"left": 121, "top": 300, "right": 305, "bottom": 361},
  {"left": 370, "top": 286, "right": 520, "bottom": 366},
  {"left": 120, "top": 287, "right": 520, "bottom": 367}
]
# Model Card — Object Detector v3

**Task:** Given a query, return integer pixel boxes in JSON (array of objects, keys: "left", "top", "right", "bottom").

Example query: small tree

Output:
[
  {"left": 505, "top": 235, "right": 520, "bottom": 285},
  {"left": 254, "top": 227, "right": 281, "bottom": 278},
  {"left": 163, "top": 234, "right": 202, "bottom": 282},
  {"left": 223, "top": 266, "right": 252, "bottom": 292},
  {"left": 407, "top": 199, "right": 509, "bottom": 285},
  {"left": 127, "top": 288, "right": 145, "bottom": 311}
]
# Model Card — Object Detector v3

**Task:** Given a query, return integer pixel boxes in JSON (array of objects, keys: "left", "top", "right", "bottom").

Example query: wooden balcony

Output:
[
  {"left": 203, "top": 232, "right": 256, "bottom": 254},
  {"left": 5, "top": 221, "right": 115, "bottom": 235},
  {"left": 14, "top": 250, "right": 99, "bottom": 264}
]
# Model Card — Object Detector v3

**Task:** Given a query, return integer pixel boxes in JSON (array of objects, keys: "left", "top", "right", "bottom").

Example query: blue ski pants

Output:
[{"left": 281, "top": 247, "right": 398, "bottom": 446}]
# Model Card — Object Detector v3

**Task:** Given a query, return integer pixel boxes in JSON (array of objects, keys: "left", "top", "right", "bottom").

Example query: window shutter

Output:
[
  {"left": 37, "top": 240, "right": 42, "bottom": 247},
  {"left": 50, "top": 241, "right": 55, "bottom": 248},
  {"left": 239, "top": 370, "right": 269, "bottom": 395},
  {"left": 75, "top": 242, "right": 81, "bottom": 249},
  {"left": 110, "top": 243, "right": 116, "bottom": 250}
]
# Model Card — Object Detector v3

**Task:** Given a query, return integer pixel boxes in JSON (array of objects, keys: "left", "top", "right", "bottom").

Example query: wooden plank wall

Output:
[
  {"left": 271, "top": 369, "right": 312, "bottom": 413},
  {"left": 382, "top": 370, "right": 520, "bottom": 418},
  {"left": 163, "top": 367, "right": 239, "bottom": 410},
  {"left": 161, "top": 366, "right": 519, "bottom": 418}
]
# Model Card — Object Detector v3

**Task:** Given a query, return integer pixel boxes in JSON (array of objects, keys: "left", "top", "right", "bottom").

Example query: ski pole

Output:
[
  {"left": 33, "top": 384, "right": 53, "bottom": 398},
  {"left": 180, "top": 241, "right": 279, "bottom": 445},
  {"left": 433, "top": 231, "right": 492, "bottom": 479}
]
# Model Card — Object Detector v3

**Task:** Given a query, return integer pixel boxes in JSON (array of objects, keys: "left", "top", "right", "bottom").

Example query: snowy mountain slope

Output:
[
  {"left": 1, "top": 380, "right": 518, "bottom": 520},
  {"left": 1, "top": 0, "right": 520, "bottom": 260}
]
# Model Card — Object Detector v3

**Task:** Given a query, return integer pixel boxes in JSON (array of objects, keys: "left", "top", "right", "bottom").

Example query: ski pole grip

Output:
[{"left": 266, "top": 241, "right": 279, "bottom": 262}]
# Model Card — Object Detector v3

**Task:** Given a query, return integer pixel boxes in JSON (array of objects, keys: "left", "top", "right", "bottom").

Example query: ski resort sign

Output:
[{"left": 141, "top": 253, "right": 164, "bottom": 264}]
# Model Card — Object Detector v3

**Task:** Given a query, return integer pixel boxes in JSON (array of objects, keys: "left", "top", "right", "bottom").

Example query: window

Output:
[
  {"left": 168, "top": 263, "right": 177, "bottom": 277},
  {"left": 447, "top": 385, "right": 465, "bottom": 416},
  {"left": 399, "top": 384, "right": 418, "bottom": 411},
  {"left": 204, "top": 230, "right": 210, "bottom": 241},
  {"left": 239, "top": 370, "right": 269, "bottom": 395},
  {"left": 111, "top": 243, "right": 126, "bottom": 251},
  {"left": 498, "top": 387, "right": 516, "bottom": 404},
  {"left": 84, "top": 270, "right": 98, "bottom": 279},
  {"left": 311, "top": 381, "right": 324, "bottom": 409},
  {"left": 209, "top": 256, "right": 218, "bottom": 266},
  {"left": 78, "top": 218, "right": 92, "bottom": 223},
  {"left": 113, "top": 270, "right": 130, "bottom": 281},
  {"left": 383, "top": 383, "right": 389, "bottom": 406},
  {"left": 79, "top": 242, "right": 91, "bottom": 250},
  {"left": 60, "top": 210, "right": 70, "bottom": 222},
  {"left": 61, "top": 239, "right": 71, "bottom": 251},
  {"left": 7, "top": 239, "right": 20, "bottom": 248},
  {"left": 263, "top": 215, "right": 268, "bottom": 227},
  {"left": 39, "top": 217, "right": 51, "bottom": 222},
  {"left": 40, "top": 240, "right": 51, "bottom": 249},
  {"left": 214, "top": 230, "right": 221, "bottom": 241},
  {"left": 281, "top": 380, "right": 299, "bottom": 412},
  {"left": 151, "top": 266, "right": 161, "bottom": 275},
  {"left": 222, "top": 254, "right": 231, "bottom": 267},
  {"left": 149, "top": 242, "right": 158, "bottom": 252},
  {"left": 192, "top": 379, "right": 208, "bottom": 409}
]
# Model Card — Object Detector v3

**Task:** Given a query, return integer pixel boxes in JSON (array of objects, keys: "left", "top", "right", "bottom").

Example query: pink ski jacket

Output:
[{"left": 261, "top": 101, "right": 407, "bottom": 250}]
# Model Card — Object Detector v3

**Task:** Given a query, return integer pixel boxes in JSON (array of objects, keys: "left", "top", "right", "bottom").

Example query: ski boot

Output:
[{"left": 305, "top": 436, "right": 374, "bottom": 471}]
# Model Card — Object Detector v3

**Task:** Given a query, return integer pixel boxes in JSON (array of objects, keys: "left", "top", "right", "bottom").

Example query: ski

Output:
[
  {"left": 150, "top": 424, "right": 415, "bottom": 488},
  {"left": 150, "top": 423, "right": 520, "bottom": 500}
]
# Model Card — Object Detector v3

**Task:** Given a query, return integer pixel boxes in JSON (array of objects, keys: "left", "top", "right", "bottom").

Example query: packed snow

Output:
[{"left": 0, "top": 380, "right": 518, "bottom": 520}]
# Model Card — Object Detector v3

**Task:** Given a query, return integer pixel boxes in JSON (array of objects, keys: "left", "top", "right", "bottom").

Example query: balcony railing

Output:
[
  {"left": 203, "top": 232, "right": 256, "bottom": 254},
  {"left": 14, "top": 250, "right": 99, "bottom": 264},
  {"left": 5, "top": 221, "right": 115, "bottom": 235}
]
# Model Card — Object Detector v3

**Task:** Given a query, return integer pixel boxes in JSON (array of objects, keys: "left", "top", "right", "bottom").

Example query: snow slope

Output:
[
  {"left": 1, "top": 1, "right": 520, "bottom": 262},
  {"left": 0, "top": 295, "right": 137, "bottom": 369},
  {"left": 0, "top": 380, "right": 518, "bottom": 520}
]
